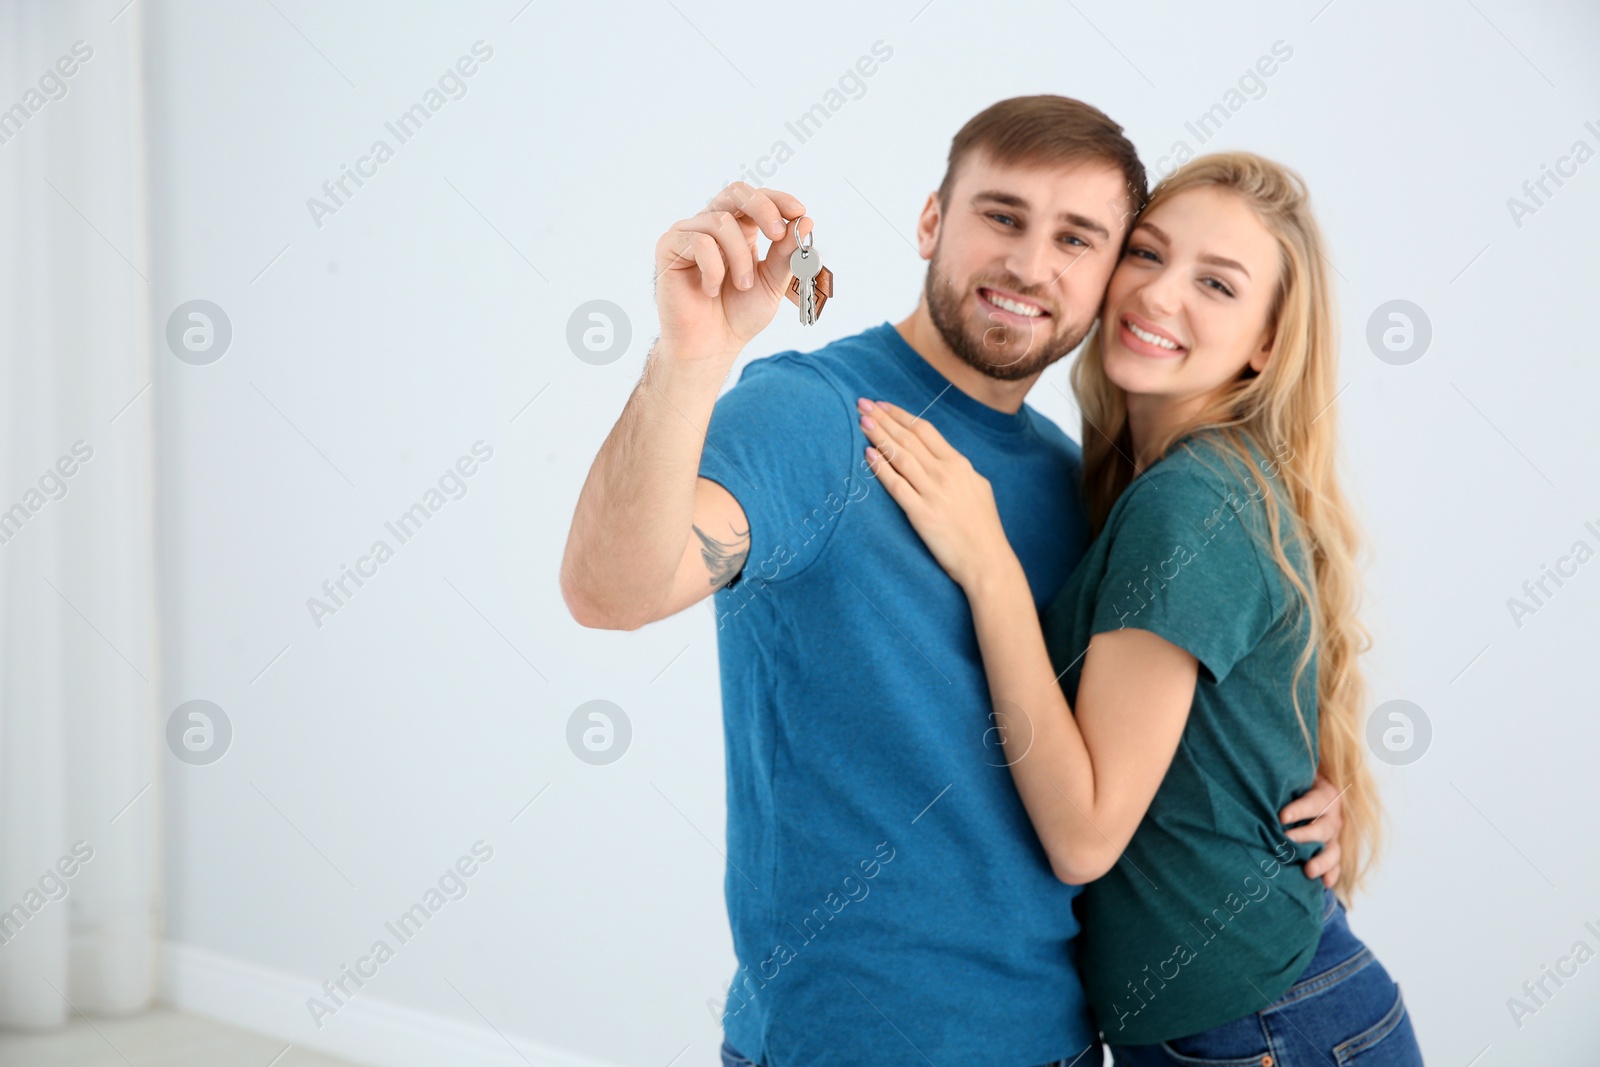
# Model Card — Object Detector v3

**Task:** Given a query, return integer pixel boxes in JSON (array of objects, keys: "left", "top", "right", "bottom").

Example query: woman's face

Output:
[{"left": 1101, "top": 185, "right": 1282, "bottom": 406}]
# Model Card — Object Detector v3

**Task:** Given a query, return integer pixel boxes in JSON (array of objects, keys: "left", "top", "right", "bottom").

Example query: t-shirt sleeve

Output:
[
  {"left": 696, "top": 355, "right": 859, "bottom": 589},
  {"left": 1088, "top": 468, "right": 1283, "bottom": 684}
]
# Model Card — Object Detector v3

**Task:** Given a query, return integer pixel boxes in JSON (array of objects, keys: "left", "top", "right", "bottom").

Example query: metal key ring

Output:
[{"left": 796, "top": 225, "right": 812, "bottom": 257}]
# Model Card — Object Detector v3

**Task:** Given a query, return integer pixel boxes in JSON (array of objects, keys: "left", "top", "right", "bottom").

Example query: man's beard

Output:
[{"left": 923, "top": 247, "right": 1092, "bottom": 382}]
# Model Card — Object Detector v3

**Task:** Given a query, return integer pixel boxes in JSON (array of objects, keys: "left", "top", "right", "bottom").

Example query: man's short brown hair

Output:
[{"left": 937, "top": 95, "right": 1147, "bottom": 232}]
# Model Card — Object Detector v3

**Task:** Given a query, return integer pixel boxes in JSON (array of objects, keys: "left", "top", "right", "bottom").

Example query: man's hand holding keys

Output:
[{"left": 653, "top": 183, "right": 824, "bottom": 365}]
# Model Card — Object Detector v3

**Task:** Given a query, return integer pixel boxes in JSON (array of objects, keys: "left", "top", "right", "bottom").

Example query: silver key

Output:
[
  {"left": 790, "top": 241, "right": 821, "bottom": 324},
  {"left": 786, "top": 226, "right": 833, "bottom": 325}
]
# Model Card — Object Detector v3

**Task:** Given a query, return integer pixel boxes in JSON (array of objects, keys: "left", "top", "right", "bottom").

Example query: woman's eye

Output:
[
  {"left": 1061, "top": 234, "right": 1088, "bottom": 248},
  {"left": 1202, "top": 277, "right": 1236, "bottom": 297},
  {"left": 1127, "top": 247, "right": 1158, "bottom": 262}
]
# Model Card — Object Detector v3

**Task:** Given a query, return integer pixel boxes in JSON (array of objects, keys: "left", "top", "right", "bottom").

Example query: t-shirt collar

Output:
[{"left": 874, "top": 321, "right": 1033, "bottom": 438}]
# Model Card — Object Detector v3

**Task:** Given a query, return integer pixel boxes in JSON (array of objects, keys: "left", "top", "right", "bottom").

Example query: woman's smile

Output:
[{"left": 1116, "top": 313, "right": 1187, "bottom": 359}]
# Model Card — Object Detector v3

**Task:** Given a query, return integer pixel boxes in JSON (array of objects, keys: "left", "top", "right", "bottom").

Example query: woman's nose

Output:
[{"left": 1135, "top": 272, "right": 1182, "bottom": 318}]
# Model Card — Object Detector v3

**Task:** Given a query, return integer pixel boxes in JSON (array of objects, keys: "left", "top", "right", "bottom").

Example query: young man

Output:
[{"left": 561, "top": 96, "right": 1345, "bottom": 1067}]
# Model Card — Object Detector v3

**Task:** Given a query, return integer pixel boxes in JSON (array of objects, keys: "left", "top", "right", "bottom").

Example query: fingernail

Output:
[
  {"left": 860, "top": 415, "right": 876, "bottom": 430},
  {"left": 858, "top": 398, "right": 876, "bottom": 411},
  {"left": 739, "top": 272, "right": 753, "bottom": 289},
  {"left": 771, "top": 221, "right": 786, "bottom": 237}
]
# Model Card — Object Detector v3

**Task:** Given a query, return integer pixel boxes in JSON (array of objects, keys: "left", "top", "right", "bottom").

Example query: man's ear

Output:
[{"left": 915, "top": 192, "right": 940, "bottom": 260}]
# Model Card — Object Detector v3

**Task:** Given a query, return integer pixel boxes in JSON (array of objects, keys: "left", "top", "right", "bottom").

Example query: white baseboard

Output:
[{"left": 160, "top": 941, "right": 621, "bottom": 1067}]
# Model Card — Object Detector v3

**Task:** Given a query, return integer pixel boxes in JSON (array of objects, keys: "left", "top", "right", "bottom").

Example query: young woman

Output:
[{"left": 856, "top": 153, "right": 1424, "bottom": 1064}]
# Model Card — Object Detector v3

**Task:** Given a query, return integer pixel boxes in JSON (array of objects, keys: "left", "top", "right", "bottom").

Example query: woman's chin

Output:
[{"left": 1103, "top": 349, "right": 1167, "bottom": 396}]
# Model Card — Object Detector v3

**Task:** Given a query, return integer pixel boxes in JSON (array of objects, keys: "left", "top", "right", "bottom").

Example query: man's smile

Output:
[{"left": 977, "top": 285, "right": 1051, "bottom": 322}]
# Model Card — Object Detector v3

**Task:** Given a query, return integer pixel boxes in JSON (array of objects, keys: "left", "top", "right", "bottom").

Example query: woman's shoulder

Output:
[
  {"left": 1115, "top": 431, "right": 1245, "bottom": 509},
  {"left": 1139, "top": 430, "right": 1285, "bottom": 506},
  {"left": 1109, "top": 430, "right": 1300, "bottom": 564}
]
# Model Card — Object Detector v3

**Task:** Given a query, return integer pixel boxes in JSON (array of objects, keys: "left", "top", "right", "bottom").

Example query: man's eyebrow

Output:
[
  {"left": 971, "top": 190, "right": 1111, "bottom": 240},
  {"left": 1132, "top": 221, "right": 1251, "bottom": 279}
]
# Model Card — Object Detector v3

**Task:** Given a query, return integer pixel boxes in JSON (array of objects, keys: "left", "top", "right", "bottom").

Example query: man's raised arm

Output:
[{"left": 560, "top": 184, "right": 809, "bottom": 630}]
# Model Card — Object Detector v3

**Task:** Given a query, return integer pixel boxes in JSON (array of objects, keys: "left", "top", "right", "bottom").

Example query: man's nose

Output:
[{"left": 1003, "top": 232, "right": 1060, "bottom": 292}]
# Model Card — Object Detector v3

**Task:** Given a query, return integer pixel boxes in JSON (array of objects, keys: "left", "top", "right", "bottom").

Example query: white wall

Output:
[{"left": 130, "top": 0, "right": 1600, "bottom": 1063}]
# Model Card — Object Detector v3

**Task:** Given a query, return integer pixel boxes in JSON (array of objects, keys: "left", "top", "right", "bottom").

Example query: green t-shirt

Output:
[{"left": 1040, "top": 429, "right": 1325, "bottom": 1045}]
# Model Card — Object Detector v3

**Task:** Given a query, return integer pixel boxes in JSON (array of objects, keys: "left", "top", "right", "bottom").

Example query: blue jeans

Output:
[
  {"left": 719, "top": 1036, "right": 1095, "bottom": 1067},
  {"left": 1110, "top": 887, "right": 1422, "bottom": 1065}
]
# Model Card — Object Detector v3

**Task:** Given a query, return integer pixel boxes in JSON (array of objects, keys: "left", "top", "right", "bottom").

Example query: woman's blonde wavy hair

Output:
[{"left": 1069, "top": 151, "right": 1379, "bottom": 903}]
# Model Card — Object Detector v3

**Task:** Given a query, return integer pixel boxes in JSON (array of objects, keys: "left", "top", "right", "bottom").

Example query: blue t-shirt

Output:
[{"left": 697, "top": 321, "right": 1096, "bottom": 1066}]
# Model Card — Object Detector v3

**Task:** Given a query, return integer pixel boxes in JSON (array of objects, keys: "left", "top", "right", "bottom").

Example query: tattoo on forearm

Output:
[{"left": 694, "top": 523, "right": 750, "bottom": 589}]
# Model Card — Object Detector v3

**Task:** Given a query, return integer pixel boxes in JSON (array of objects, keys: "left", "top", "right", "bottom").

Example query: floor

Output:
[{"left": 0, "top": 1007, "right": 366, "bottom": 1067}]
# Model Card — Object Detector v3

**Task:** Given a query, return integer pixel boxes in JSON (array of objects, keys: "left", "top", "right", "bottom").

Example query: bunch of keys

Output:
[{"left": 786, "top": 225, "right": 834, "bottom": 325}]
